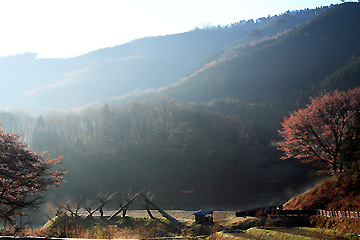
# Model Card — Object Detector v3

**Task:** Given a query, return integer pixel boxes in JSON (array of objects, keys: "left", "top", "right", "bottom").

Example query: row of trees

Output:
[
  {"left": 0, "top": 97, "right": 313, "bottom": 217},
  {"left": 29, "top": 97, "right": 260, "bottom": 203}
]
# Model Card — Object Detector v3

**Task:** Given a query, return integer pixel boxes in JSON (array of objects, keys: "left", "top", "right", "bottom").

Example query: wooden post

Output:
[
  {"left": 87, "top": 191, "right": 117, "bottom": 217},
  {"left": 139, "top": 193, "right": 181, "bottom": 225},
  {"left": 145, "top": 199, "right": 155, "bottom": 219},
  {"left": 108, "top": 192, "right": 141, "bottom": 220}
]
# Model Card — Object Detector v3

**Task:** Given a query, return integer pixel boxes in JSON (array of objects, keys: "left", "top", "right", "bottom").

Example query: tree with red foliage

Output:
[
  {"left": 278, "top": 87, "right": 360, "bottom": 174},
  {"left": 0, "top": 123, "right": 66, "bottom": 224}
]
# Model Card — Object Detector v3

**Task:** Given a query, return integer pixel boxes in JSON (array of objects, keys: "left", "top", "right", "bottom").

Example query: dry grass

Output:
[
  {"left": 310, "top": 215, "right": 360, "bottom": 235},
  {"left": 3, "top": 210, "right": 358, "bottom": 239},
  {"left": 283, "top": 172, "right": 360, "bottom": 211},
  {"left": 7, "top": 210, "right": 236, "bottom": 239},
  {"left": 21, "top": 224, "right": 148, "bottom": 239}
]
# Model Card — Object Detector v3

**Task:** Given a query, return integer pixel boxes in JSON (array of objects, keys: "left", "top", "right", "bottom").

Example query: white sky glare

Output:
[{"left": 0, "top": 0, "right": 343, "bottom": 59}]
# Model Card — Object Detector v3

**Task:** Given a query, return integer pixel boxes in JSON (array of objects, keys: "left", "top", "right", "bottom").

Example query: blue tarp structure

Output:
[
  {"left": 193, "top": 210, "right": 214, "bottom": 216},
  {"left": 193, "top": 210, "right": 214, "bottom": 225}
]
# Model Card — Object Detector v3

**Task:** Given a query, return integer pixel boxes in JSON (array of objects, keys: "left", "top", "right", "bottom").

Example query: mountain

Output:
[
  {"left": 2, "top": 4, "right": 359, "bottom": 213},
  {"left": 0, "top": 7, "right": 323, "bottom": 111},
  {"left": 160, "top": 3, "right": 360, "bottom": 112}
]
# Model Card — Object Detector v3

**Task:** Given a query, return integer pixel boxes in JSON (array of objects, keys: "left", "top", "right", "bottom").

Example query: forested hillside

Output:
[
  {"left": 2, "top": 3, "right": 360, "bottom": 212},
  {"left": 161, "top": 3, "right": 360, "bottom": 112},
  {"left": 0, "top": 97, "right": 311, "bottom": 209},
  {"left": 0, "top": 7, "right": 324, "bottom": 111},
  {"left": 310, "top": 55, "right": 360, "bottom": 94}
]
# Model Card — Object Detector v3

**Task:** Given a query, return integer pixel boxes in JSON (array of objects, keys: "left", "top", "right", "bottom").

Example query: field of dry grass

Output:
[{"left": 5, "top": 210, "right": 360, "bottom": 240}]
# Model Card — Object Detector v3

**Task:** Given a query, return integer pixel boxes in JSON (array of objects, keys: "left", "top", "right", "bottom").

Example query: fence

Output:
[
  {"left": 317, "top": 209, "right": 360, "bottom": 218},
  {"left": 236, "top": 207, "right": 360, "bottom": 219}
]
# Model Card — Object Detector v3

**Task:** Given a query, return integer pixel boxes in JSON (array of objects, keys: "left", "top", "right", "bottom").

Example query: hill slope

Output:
[
  {"left": 161, "top": 3, "right": 360, "bottom": 111},
  {"left": 0, "top": 8, "right": 323, "bottom": 111},
  {"left": 283, "top": 172, "right": 360, "bottom": 211},
  {"left": 0, "top": 97, "right": 313, "bottom": 209},
  {"left": 310, "top": 55, "right": 360, "bottom": 94}
]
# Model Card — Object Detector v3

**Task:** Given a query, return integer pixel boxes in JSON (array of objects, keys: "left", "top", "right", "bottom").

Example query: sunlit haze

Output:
[{"left": 0, "top": 0, "right": 343, "bottom": 59}]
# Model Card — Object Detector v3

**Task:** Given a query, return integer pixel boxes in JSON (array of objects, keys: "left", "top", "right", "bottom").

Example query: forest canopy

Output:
[{"left": 0, "top": 97, "right": 311, "bottom": 208}]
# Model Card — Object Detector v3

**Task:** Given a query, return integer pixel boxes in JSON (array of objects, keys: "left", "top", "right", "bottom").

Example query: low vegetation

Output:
[
  {"left": 283, "top": 172, "right": 360, "bottom": 211},
  {"left": 3, "top": 213, "right": 359, "bottom": 239},
  {"left": 310, "top": 216, "right": 360, "bottom": 236}
]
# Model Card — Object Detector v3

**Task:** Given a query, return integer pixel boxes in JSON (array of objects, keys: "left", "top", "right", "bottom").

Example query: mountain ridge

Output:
[
  {"left": 0, "top": 6, "right": 326, "bottom": 112},
  {"left": 160, "top": 2, "right": 360, "bottom": 111}
]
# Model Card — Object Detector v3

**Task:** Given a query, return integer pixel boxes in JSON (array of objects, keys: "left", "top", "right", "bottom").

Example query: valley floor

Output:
[
  {"left": 2, "top": 209, "right": 359, "bottom": 239},
  {"left": 217, "top": 227, "right": 356, "bottom": 240}
]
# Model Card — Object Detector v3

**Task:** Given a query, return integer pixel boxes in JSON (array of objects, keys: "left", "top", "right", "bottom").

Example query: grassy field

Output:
[{"left": 220, "top": 227, "right": 353, "bottom": 240}]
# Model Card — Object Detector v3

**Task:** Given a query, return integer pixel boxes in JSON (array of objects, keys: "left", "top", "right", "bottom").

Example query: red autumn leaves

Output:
[
  {"left": 0, "top": 124, "right": 66, "bottom": 223},
  {"left": 278, "top": 87, "right": 360, "bottom": 173}
]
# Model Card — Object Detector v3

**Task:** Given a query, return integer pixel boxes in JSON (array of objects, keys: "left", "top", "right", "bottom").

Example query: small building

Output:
[{"left": 193, "top": 210, "right": 214, "bottom": 225}]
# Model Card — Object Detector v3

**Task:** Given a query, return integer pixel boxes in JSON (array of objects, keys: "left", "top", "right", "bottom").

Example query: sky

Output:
[{"left": 0, "top": 0, "right": 344, "bottom": 59}]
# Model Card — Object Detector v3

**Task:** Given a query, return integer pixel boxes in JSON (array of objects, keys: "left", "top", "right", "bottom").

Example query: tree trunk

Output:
[
  {"left": 333, "top": 158, "right": 337, "bottom": 173},
  {"left": 122, "top": 206, "right": 128, "bottom": 218},
  {"left": 100, "top": 207, "right": 104, "bottom": 217}
]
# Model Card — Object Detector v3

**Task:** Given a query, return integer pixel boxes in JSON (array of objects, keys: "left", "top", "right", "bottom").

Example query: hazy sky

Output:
[{"left": 0, "top": 0, "right": 344, "bottom": 59}]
